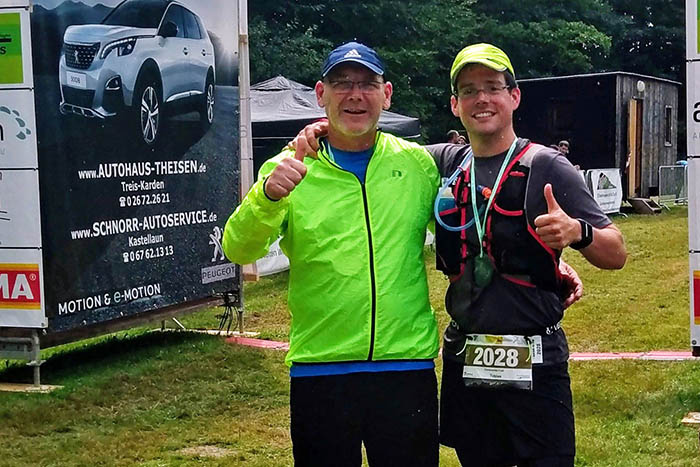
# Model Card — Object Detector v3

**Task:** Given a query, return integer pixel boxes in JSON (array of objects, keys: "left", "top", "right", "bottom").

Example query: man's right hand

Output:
[
  {"left": 266, "top": 119, "right": 330, "bottom": 200},
  {"left": 289, "top": 119, "right": 329, "bottom": 159},
  {"left": 264, "top": 152, "right": 308, "bottom": 200}
]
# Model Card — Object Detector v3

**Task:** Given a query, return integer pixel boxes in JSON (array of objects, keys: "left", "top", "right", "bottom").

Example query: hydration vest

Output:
[{"left": 435, "top": 143, "right": 562, "bottom": 292}]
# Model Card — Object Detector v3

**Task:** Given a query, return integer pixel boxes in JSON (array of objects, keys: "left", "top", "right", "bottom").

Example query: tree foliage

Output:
[
  {"left": 607, "top": 0, "right": 685, "bottom": 80},
  {"left": 248, "top": 0, "right": 686, "bottom": 142}
]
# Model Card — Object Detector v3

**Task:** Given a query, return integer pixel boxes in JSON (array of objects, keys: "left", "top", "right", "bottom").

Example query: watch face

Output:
[{"left": 571, "top": 219, "right": 593, "bottom": 250}]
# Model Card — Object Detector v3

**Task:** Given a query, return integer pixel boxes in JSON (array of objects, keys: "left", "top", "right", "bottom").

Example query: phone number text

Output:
[
  {"left": 119, "top": 192, "right": 171, "bottom": 208},
  {"left": 122, "top": 245, "right": 175, "bottom": 263}
]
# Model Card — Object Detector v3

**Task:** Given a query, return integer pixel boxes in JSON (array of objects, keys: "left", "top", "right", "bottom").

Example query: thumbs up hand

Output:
[
  {"left": 534, "top": 184, "right": 581, "bottom": 250},
  {"left": 266, "top": 120, "right": 329, "bottom": 200},
  {"left": 263, "top": 152, "right": 309, "bottom": 200}
]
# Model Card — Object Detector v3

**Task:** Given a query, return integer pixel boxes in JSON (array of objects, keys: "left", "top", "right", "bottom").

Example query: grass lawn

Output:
[{"left": 2, "top": 207, "right": 699, "bottom": 466}]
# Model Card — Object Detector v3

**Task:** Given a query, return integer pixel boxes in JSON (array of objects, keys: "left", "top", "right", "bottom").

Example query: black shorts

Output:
[
  {"left": 290, "top": 369, "right": 438, "bottom": 467},
  {"left": 440, "top": 359, "right": 575, "bottom": 465}
]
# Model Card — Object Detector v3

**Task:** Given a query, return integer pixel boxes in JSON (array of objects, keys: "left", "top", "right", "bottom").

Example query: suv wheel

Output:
[
  {"left": 134, "top": 76, "right": 162, "bottom": 147},
  {"left": 200, "top": 74, "right": 214, "bottom": 130}
]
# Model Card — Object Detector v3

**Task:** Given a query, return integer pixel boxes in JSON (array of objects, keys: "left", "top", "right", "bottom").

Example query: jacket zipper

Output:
[{"left": 361, "top": 183, "right": 378, "bottom": 361}]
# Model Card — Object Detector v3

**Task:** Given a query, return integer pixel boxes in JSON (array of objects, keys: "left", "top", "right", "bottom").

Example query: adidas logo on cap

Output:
[{"left": 322, "top": 42, "right": 385, "bottom": 77}]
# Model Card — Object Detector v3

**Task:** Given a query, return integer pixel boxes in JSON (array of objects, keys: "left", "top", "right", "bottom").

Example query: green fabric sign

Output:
[{"left": 0, "top": 12, "right": 23, "bottom": 84}]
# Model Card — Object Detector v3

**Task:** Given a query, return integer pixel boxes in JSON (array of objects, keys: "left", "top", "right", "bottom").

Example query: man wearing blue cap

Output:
[{"left": 223, "top": 42, "right": 440, "bottom": 466}]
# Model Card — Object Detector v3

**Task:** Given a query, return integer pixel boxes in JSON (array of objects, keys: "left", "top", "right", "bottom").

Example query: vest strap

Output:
[{"left": 449, "top": 319, "right": 563, "bottom": 337}]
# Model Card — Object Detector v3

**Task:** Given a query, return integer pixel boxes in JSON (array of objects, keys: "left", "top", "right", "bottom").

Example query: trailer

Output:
[{"left": 0, "top": 0, "right": 243, "bottom": 385}]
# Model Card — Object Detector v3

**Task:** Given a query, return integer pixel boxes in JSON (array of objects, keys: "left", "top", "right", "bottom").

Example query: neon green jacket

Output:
[{"left": 222, "top": 132, "right": 440, "bottom": 366}]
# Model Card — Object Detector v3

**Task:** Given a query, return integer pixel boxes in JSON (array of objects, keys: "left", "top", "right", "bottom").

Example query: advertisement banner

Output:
[
  {"left": 28, "top": 0, "right": 240, "bottom": 332},
  {"left": 0, "top": 247, "right": 45, "bottom": 328},
  {"left": 586, "top": 168, "right": 623, "bottom": 214},
  {"left": 691, "top": 1, "right": 700, "bottom": 354},
  {"left": 0, "top": 88, "right": 37, "bottom": 168},
  {"left": 0, "top": 7, "right": 32, "bottom": 88},
  {"left": 0, "top": 168, "right": 41, "bottom": 247}
]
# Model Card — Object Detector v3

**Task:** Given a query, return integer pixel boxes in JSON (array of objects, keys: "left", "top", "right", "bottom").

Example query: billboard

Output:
[
  {"left": 0, "top": 0, "right": 43, "bottom": 328},
  {"left": 688, "top": 1, "right": 700, "bottom": 353},
  {"left": 0, "top": 0, "right": 241, "bottom": 333}
]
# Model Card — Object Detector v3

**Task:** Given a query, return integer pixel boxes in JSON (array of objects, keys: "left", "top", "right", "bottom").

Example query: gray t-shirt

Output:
[{"left": 426, "top": 139, "right": 611, "bottom": 364}]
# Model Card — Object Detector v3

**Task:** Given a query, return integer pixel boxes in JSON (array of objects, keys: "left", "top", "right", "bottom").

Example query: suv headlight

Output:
[{"left": 100, "top": 37, "right": 137, "bottom": 59}]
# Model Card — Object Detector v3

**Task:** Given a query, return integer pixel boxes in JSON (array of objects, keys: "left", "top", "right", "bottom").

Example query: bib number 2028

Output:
[
  {"left": 471, "top": 346, "right": 520, "bottom": 368},
  {"left": 462, "top": 334, "right": 533, "bottom": 390}
]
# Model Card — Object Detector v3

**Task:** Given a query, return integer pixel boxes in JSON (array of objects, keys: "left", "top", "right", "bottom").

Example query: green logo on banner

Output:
[{"left": 0, "top": 13, "right": 23, "bottom": 84}]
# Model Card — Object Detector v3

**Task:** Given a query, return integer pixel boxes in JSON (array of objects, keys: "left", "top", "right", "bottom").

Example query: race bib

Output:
[{"left": 462, "top": 334, "right": 534, "bottom": 390}]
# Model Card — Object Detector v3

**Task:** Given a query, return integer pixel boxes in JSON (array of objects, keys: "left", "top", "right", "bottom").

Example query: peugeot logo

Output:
[{"left": 74, "top": 49, "right": 80, "bottom": 62}]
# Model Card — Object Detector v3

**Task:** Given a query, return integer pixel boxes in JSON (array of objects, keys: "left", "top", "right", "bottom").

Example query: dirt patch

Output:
[{"left": 178, "top": 445, "right": 235, "bottom": 458}]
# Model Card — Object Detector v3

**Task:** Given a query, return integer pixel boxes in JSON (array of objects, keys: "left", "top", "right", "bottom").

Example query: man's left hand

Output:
[
  {"left": 559, "top": 260, "right": 583, "bottom": 308},
  {"left": 286, "top": 119, "right": 328, "bottom": 160},
  {"left": 534, "top": 184, "right": 580, "bottom": 250}
]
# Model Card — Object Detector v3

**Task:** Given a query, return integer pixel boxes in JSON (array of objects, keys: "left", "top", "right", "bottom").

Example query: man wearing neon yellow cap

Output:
[{"left": 433, "top": 43, "right": 626, "bottom": 466}]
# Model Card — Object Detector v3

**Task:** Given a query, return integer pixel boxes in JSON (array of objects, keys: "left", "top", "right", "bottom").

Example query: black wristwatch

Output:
[{"left": 570, "top": 218, "right": 593, "bottom": 250}]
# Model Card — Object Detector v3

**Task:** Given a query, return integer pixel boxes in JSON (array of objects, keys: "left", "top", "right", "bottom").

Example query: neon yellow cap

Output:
[{"left": 450, "top": 43, "right": 515, "bottom": 94}]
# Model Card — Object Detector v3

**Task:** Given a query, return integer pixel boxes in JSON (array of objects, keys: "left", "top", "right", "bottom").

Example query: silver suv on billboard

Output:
[{"left": 58, "top": 0, "right": 215, "bottom": 147}]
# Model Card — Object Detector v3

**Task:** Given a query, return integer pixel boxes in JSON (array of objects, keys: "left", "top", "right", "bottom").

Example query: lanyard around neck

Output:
[{"left": 470, "top": 138, "right": 518, "bottom": 258}]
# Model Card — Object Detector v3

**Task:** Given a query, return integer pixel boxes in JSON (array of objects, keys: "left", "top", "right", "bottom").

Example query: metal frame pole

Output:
[{"left": 238, "top": 0, "right": 259, "bottom": 282}]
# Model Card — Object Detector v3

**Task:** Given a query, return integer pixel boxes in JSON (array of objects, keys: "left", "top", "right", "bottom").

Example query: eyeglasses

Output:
[
  {"left": 455, "top": 84, "right": 510, "bottom": 99},
  {"left": 328, "top": 79, "right": 384, "bottom": 93}
]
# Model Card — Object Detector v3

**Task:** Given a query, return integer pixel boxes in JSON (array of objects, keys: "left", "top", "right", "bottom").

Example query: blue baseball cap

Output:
[{"left": 321, "top": 41, "right": 385, "bottom": 77}]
